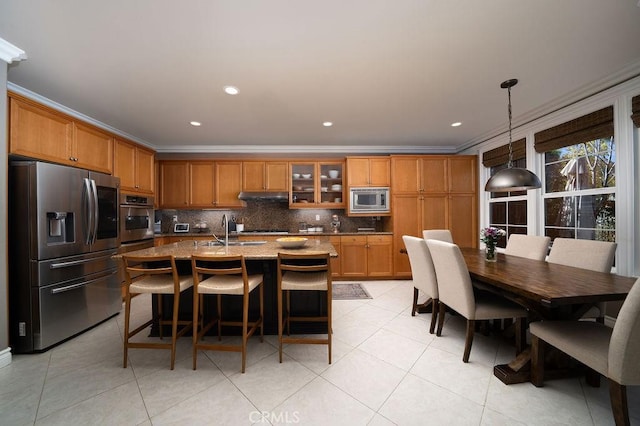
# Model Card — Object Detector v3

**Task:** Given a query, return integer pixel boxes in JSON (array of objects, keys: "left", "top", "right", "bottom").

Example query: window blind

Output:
[
  {"left": 482, "top": 138, "right": 526, "bottom": 168},
  {"left": 534, "top": 106, "right": 613, "bottom": 153}
]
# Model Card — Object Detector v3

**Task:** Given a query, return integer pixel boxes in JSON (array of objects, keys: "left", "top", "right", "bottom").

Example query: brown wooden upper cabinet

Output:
[
  {"left": 242, "top": 161, "right": 288, "bottom": 192},
  {"left": 9, "top": 93, "right": 113, "bottom": 174},
  {"left": 159, "top": 160, "right": 243, "bottom": 209},
  {"left": 114, "top": 138, "right": 155, "bottom": 195},
  {"left": 346, "top": 156, "right": 390, "bottom": 187},
  {"left": 290, "top": 160, "right": 345, "bottom": 208}
]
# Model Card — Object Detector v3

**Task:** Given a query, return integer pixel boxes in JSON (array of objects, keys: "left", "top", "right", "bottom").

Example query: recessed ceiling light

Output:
[
  {"left": 224, "top": 86, "right": 239, "bottom": 95},
  {"left": 323, "top": 121, "right": 333, "bottom": 127},
  {"left": 451, "top": 122, "right": 462, "bottom": 127},
  {"left": 190, "top": 121, "right": 201, "bottom": 126}
]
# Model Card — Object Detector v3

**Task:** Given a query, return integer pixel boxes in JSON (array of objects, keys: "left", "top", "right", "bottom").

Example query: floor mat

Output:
[{"left": 332, "top": 283, "right": 372, "bottom": 300}]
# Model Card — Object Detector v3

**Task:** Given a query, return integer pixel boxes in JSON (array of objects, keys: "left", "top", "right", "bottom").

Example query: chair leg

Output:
[
  {"left": 608, "top": 380, "right": 629, "bottom": 426},
  {"left": 463, "top": 319, "right": 474, "bottom": 363},
  {"left": 170, "top": 291, "right": 180, "bottom": 370},
  {"left": 436, "top": 302, "right": 446, "bottom": 336},
  {"left": 277, "top": 284, "right": 284, "bottom": 363},
  {"left": 286, "top": 290, "right": 291, "bottom": 336},
  {"left": 411, "top": 287, "right": 419, "bottom": 316},
  {"left": 531, "top": 335, "right": 545, "bottom": 387},
  {"left": 327, "top": 288, "right": 332, "bottom": 364},
  {"left": 259, "top": 282, "right": 264, "bottom": 342},
  {"left": 123, "top": 290, "right": 132, "bottom": 368},
  {"left": 429, "top": 299, "right": 438, "bottom": 334},
  {"left": 157, "top": 294, "right": 163, "bottom": 339},
  {"left": 241, "top": 290, "right": 249, "bottom": 374},
  {"left": 192, "top": 291, "right": 199, "bottom": 370}
]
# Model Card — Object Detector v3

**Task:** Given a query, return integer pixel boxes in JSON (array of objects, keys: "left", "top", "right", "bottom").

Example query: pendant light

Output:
[{"left": 484, "top": 79, "right": 541, "bottom": 192}]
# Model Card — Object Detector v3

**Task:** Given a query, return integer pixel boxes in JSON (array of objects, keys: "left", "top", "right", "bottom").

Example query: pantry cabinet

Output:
[{"left": 391, "top": 155, "right": 477, "bottom": 277}]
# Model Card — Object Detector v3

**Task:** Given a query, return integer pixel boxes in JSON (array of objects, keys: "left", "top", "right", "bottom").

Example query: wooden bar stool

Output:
[
  {"left": 122, "top": 254, "right": 194, "bottom": 370},
  {"left": 191, "top": 254, "right": 264, "bottom": 373},
  {"left": 277, "top": 252, "right": 332, "bottom": 364}
]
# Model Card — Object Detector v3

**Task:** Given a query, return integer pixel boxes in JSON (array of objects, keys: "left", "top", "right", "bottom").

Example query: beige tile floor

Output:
[{"left": 1, "top": 280, "right": 638, "bottom": 425}]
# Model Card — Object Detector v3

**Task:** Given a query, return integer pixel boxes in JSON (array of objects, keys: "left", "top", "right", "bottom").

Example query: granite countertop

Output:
[
  {"left": 116, "top": 239, "right": 338, "bottom": 260},
  {"left": 155, "top": 231, "right": 392, "bottom": 237}
]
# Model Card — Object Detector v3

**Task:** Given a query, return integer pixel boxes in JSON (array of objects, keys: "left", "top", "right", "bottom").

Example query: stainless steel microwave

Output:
[{"left": 349, "top": 187, "right": 390, "bottom": 214}]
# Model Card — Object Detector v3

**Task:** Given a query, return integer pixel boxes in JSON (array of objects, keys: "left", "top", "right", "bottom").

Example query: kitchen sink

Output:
[{"left": 200, "top": 240, "right": 267, "bottom": 246}]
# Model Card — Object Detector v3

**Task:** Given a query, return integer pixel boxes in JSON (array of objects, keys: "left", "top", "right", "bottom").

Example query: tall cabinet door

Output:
[
  {"left": 391, "top": 156, "right": 421, "bottom": 193},
  {"left": 392, "top": 194, "right": 422, "bottom": 277}
]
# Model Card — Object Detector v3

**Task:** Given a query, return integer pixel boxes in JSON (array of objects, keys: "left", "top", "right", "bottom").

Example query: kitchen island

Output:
[{"left": 116, "top": 239, "right": 338, "bottom": 335}]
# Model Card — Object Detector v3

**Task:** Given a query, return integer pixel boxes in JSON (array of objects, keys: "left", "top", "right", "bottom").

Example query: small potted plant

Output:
[{"left": 480, "top": 227, "right": 506, "bottom": 262}]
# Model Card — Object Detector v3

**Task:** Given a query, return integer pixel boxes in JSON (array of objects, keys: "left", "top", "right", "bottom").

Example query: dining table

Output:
[{"left": 459, "top": 247, "right": 637, "bottom": 385}]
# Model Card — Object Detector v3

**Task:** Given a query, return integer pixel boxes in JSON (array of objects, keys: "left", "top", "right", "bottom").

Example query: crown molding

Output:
[
  {"left": 0, "top": 38, "right": 26, "bottom": 63},
  {"left": 153, "top": 144, "right": 457, "bottom": 155}
]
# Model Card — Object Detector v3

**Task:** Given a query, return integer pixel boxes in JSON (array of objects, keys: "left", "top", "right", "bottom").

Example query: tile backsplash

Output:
[{"left": 156, "top": 200, "right": 390, "bottom": 234}]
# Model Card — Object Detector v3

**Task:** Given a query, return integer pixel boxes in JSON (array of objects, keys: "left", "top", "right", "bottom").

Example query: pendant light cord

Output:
[{"left": 507, "top": 84, "right": 513, "bottom": 169}]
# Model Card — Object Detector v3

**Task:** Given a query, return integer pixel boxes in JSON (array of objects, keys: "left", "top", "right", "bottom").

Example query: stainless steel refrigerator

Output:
[{"left": 9, "top": 161, "right": 122, "bottom": 352}]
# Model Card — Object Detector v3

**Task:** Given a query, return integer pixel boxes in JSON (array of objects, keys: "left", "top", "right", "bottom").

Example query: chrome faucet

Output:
[{"left": 221, "top": 214, "right": 229, "bottom": 247}]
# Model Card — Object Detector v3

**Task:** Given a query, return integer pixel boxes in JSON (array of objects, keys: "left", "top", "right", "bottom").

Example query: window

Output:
[
  {"left": 535, "top": 106, "right": 616, "bottom": 244},
  {"left": 542, "top": 138, "right": 615, "bottom": 241},
  {"left": 483, "top": 139, "right": 527, "bottom": 248}
]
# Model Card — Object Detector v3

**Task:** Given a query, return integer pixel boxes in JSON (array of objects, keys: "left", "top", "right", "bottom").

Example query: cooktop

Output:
[{"left": 240, "top": 229, "right": 289, "bottom": 234}]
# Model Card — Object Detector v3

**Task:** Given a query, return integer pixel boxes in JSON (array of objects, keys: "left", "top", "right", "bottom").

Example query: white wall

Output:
[{"left": 1, "top": 60, "right": 10, "bottom": 366}]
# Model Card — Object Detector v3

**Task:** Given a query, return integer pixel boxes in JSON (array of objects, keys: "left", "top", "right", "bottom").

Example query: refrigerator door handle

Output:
[
  {"left": 50, "top": 270, "right": 119, "bottom": 294},
  {"left": 83, "top": 178, "right": 94, "bottom": 244},
  {"left": 90, "top": 179, "right": 99, "bottom": 245}
]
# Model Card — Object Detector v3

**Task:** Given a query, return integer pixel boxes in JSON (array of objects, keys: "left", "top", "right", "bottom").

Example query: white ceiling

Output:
[{"left": 2, "top": 1, "right": 640, "bottom": 154}]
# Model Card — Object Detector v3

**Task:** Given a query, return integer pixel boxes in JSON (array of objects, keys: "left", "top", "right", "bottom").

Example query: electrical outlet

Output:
[
  {"left": 315, "top": 214, "right": 320, "bottom": 221},
  {"left": 18, "top": 322, "right": 26, "bottom": 337},
  {"left": 172, "top": 215, "right": 178, "bottom": 222}
]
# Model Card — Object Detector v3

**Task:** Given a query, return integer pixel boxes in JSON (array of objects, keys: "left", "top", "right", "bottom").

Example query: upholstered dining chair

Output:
[
  {"left": 547, "top": 238, "right": 617, "bottom": 322},
  {"left": 423, "top": 229, "right": 454, "bottom": 243},
  {"left": 504, "top": 234, "right": 551, "bottom": 261},
  {"left": 122, "top": 254, "right": 194, "bottom": 370},
  {"left": 530, "top": 277, "right": 640, "bottom": 426},
  {"left": 403, "top": 235, "right": 439, "bottom": 333},
  {"left": 190, "top": 254, "right": 264, "bottom": 373},
  {"left": 426, "top": 239, "right": 528, "bottom": 362},
  {"left": 277, "top": 252, "right": 332, "bottom": 364}
]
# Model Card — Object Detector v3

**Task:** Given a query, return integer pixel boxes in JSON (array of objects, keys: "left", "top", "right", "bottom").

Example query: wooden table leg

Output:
[{"left": 494, "top": 348, "right": 532, "bottom": 385}]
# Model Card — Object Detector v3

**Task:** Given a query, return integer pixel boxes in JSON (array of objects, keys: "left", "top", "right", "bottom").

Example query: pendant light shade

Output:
[
  {"left": 484, "top": 167, "right": 542, "bottom": 192},
  {"left": 484, "top": 79, "right": 541, "bottom": 192}
]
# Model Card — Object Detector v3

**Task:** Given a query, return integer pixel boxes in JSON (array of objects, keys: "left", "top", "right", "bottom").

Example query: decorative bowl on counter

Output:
[{"left": 276, "top": 236, "right": 308, "bottom": 248}]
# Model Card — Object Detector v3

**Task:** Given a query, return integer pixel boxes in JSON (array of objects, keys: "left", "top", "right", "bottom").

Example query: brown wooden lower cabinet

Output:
[{"left": 340, "top": 235, "right": 393, "bottom": 278}]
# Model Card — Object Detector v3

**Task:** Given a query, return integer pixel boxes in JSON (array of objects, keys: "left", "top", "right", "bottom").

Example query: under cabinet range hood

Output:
[{"left": 238, "top": 191, "right": 289, "bottom": 202}]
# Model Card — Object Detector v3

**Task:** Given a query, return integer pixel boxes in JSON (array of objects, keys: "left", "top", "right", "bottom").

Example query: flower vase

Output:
[{"left": 485, "top": 244, "right": 497, "bottom": 262}]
